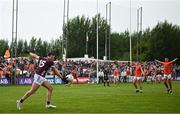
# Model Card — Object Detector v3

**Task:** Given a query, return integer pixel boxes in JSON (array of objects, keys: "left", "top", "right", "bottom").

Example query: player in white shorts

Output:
[
  {"left": 16, "top": 52, "right": 68, "bottom": 110},
  {"left": 132, "top": 62, "right": 144, "bottom": 93},
  {"left": 155, "top": 58, "right": 178, "bottom": 94}
]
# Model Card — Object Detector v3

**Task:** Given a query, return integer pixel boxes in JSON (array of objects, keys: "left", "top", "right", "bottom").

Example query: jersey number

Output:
[{"left": 39, "top": 60, "right": 46, "bottom": 67}]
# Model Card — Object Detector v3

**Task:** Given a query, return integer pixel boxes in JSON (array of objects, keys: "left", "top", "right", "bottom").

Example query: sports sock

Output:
[
  {"left": 107, "top": 82, "right": 110, "bottom": 86},
  {"left": 47, "top": 101, "right": 50, "bottom": 105},
  {"left": 20, "top": 99, "right": 24, "bottom": 103}
]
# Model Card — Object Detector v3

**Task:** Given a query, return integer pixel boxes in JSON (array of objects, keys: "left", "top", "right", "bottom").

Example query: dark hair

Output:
[{"left": 47, "top": 52, "right": 54, "bottom": 56}]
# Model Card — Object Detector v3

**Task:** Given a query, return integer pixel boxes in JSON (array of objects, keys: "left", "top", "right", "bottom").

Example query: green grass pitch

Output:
[{"left": 0, "top": 81, "right": 180, "bottom": 113}]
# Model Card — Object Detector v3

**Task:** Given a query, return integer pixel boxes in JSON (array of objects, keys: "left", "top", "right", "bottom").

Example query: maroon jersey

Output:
[{"left": 36, "top": 57, "right": 54, "bottom": 77}]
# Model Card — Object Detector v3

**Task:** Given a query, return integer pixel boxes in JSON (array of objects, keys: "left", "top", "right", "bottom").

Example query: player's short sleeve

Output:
[
  {"left": 139, "top": 65, "right": 142, "bottom": 69},
  {"left": 50, "top": 61, "right": 55, "bottom": 68},
  {"left": 39, "top": 56, "right": 43, "bottom": 60},
  {"left": 37, "top": 57, "right": 43, "bottom": 64}
]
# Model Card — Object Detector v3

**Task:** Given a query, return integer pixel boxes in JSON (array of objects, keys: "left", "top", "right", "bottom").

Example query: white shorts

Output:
[
  {"left": 163, "top": 74, "right": 171, "bottom": 80},
  {"left": 147, "top": 76, "right": 152, "bottom": 81},
  {"left": 133, "top": 76, "right": 142, "bottom": 82},
  {"left": 114, "top": 76, "right": 119, "bottom": 82},
  {"left": 33, "top": 73, "right": 47, "bottom": 85},
  {"left": 152, "top": 76, "right": 156, "bottom": 81},
  {"left": 157, "top": 74, "right": 162, "bottom": 80}
]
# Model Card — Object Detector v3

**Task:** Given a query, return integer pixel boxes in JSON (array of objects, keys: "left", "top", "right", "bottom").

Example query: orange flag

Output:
[{"left": 4, "top": 50, "right": 11, "bottom": 58}]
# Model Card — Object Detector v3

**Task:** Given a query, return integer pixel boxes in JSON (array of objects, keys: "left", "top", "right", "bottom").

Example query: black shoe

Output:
[{"left": 136, "top": 89, "right": 139, "bottom": 93}]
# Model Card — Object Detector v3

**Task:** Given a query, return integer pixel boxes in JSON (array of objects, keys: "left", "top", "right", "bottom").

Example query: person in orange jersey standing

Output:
[
  {"left": 155, "top": 58, "right": 178, "bottom": 94},
  {"left": 132, "top": 62, "right": 144, "bottom": 93}
]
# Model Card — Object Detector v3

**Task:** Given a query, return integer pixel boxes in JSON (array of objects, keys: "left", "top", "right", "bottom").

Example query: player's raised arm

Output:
[
  {"left": 171, "top": 58, "right": 178, "bottom": 63},
  {"left": 155, "top": 59, "right": 162, "bottom": 63},
  {"left": 29, "top": 52, "right": 40, "bottom": 59}
]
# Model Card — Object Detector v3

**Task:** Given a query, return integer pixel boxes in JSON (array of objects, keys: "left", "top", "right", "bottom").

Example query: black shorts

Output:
[{"left": 104, "top": 76, "right": 109, "bottom": 80}]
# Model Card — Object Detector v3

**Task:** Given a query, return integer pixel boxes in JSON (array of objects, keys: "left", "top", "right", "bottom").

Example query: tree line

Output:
[{"left": 0, "top": 14, "right": 180, "bottom": 62}]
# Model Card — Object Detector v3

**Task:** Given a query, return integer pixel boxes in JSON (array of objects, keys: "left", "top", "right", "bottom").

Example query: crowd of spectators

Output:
[{"left": 0, "top": 56, "right": 180, "bottom": 84}]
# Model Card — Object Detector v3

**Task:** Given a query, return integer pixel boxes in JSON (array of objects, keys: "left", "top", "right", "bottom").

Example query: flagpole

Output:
[
  {"left": 96, "top": 0, "right": 99, "bottom": 83},
  {"left": 130, "top": 0, "right": 132, "bottom": 64},
  {"left": 86, "top": 32, "right": 88, "bottom": 54}
]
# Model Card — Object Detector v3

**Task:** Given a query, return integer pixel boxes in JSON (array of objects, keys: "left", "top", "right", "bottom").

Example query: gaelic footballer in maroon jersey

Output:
[
  {"left": 16, "top": 52, "right": 68, "bottom": 110},
  {"left": 36, "top": 56, "right": 55, "bottom": 77}
]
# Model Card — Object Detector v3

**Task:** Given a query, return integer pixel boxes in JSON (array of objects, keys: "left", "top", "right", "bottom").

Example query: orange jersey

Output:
[
  {"left": 135, "top": 65, "right": 142, "bottom": 77},
  {"left": 114, "top": 68, "right": 119, "bottom": 77},
  {"left": 161, "top": 62, "right": 173, "bottom": 75},
  {"left": 126, "top": 69, "right": 130, "bottom": 76}
]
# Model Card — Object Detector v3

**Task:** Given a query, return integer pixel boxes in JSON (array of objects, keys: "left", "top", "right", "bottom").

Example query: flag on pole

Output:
[{"left": 86, "top": 33, "right": 89, "bottom": 42}]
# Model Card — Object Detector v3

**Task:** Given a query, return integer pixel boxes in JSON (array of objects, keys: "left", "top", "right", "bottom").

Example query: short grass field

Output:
[{"left": 0, "top": 81, "right": 180, "bottom": 113}]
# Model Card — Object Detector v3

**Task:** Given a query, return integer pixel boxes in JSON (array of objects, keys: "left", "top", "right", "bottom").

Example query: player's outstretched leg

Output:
[{"left": 16, "top": 83, "right": 40, "bottom": 110}]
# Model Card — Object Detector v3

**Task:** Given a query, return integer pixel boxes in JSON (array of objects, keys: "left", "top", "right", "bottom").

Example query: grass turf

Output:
[{"left": 0, "top": 81, "right": 180, "bottom": 113}]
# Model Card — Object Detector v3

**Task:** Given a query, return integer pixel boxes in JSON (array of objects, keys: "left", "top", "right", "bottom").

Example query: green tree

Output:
[
  {"left": 64, "top": 16, "right": 91, "bottom": 57},
  {"left": 111, "top": 31, "right": 130, "bottom": 61},
  {"left": 23, "top": 40, "right": 29, "bottom": 54},
  {"left": 89, "top": 14, "right": 109, "bottom": 59},
  {"left": 0, "top": 39, "right": 9, "bottom": 57},
  {"left": 52, "top": 38, "right": 62, "bottom": 59},
  {"left": 29, "top": 37, "right": 37, "bottom": 52},
  {"left": 17, "top": 39, "right": 24, "bottom": 56},
  {"left": 42, "top": 41, "right": 49, "bottom": 56},
  {"left": 147, "top": 21, "right": 180, "bottom": 61},
  {"left": 35, "top": 38, "right": 43, "bottom": 56},
  {"left": 64, "top": 14, "right": 109, "bottom": 59}
]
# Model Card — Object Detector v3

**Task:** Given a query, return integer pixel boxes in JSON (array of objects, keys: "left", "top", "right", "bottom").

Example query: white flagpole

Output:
[
  {"left": 86, "top": 32, "right": 88, "bottom": 54},
  {"left": 96, "top": 0, "right": 99, "bottom": 83},
  {"left": 130, "top": 0, "right": 132, "bottom": 65}
]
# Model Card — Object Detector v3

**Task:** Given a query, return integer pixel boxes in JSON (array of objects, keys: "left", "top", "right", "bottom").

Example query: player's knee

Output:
[
  {"left": 28, "top": 89, "right": 36, "bottom": 95},
  {"left": 167, "top": 79, "right": 171, "bottom": 83},
  {"left": 133, "top": 81, "right": 136, "bottom": 84},
  {"left": 48, "top": 87, "right": 53, "bottom": 92}
]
